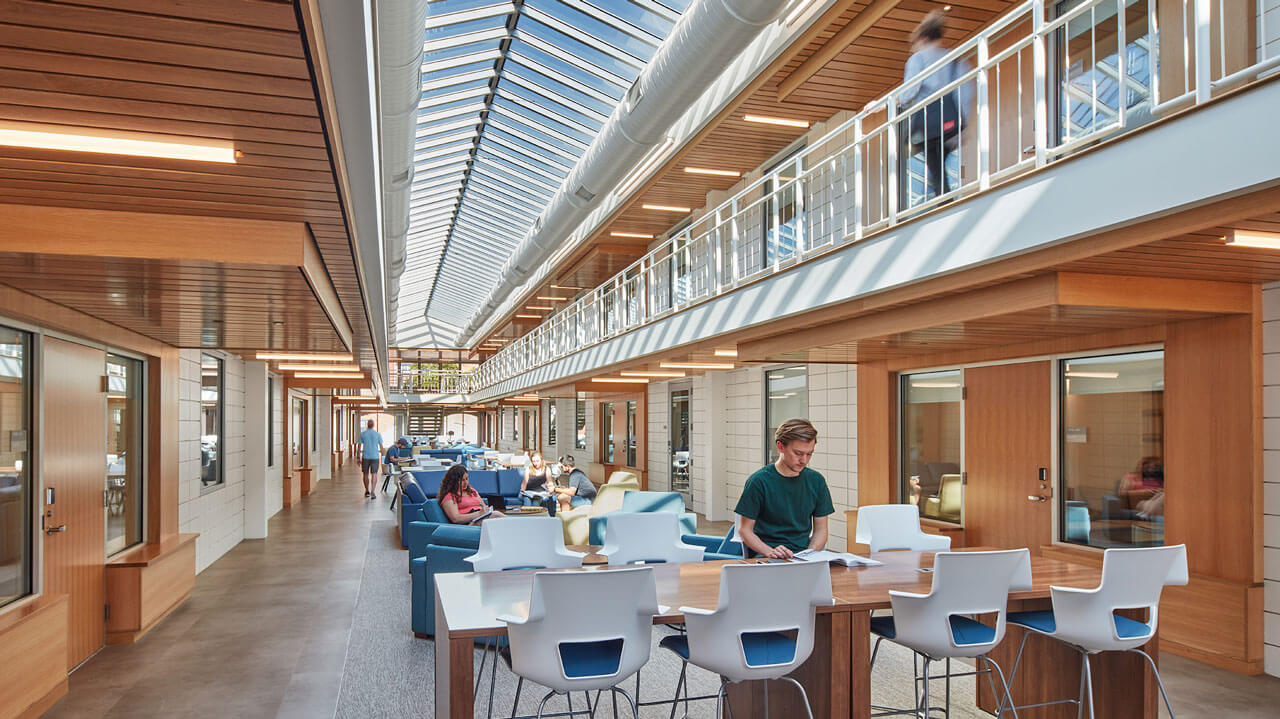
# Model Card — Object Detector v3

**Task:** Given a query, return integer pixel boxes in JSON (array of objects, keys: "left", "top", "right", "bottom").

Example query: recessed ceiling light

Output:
[
  {"left": 256, "top": 352, "right": 354, "bottom": 361},
  {"left": 591, "top": 377, "right": 649, "bottom": 384},
  {"left": 0, "top": 121, "right": 237, "bottom": 163},
  {"left": 292, "top": 372, "right": 365, "bottom": 379},
  {"left": 684, "top": 167, "right": 741, "bottom": 177},
  {"left": 1064, "top": 371, "right": 1120, "bottom": 379},
  {"left": 713, "top": 349, "right": 738, "bottom": 357},
  {"left": 620, "top": 371, "right": 685, "bottom": 378},
  {"left": 277, "top": 364, "right": 361, "bottom": 372},
  {"left": 1223, "top": 229, "right": 1280, "bottom": 249},
  {"left": 610, "top": 231, "right": 654, "bottom": 239},
  {"left": 515, "top": 314, "right": 540, "bottom": 319},
  {"left": 550, "top": 284, "right": 582, "bottom": 290},
  {"left": 660, "top": 362, "right": 736, "bottom": 370},
  {"left": 743, "top": 115, "right": 810, "bottom": 128},
  {"left": 526, "top": 305, "right": 553, "bottom": 311},
  {"left": 912, "top": 381, "right": 961, "bottom": 388},
  {"left": 536, "top": 295, "right": 568, "bottom": 301},
  {"left": 642, "top": 203, "right": 691, "bottom": 213}
]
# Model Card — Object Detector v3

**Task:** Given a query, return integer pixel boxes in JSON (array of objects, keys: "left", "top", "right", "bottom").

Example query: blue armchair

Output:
[
  {"left": 405, "top": 499, "right": 451, "bottom": 562},
  {"left": 588, "top": 491, "right": 697, "bottom": 545},
  {"left": 682, "top": 524, "right": 744, "bottom": 561},
  {"left": 410, "top": 524, "right": 481, "bottom": 637}
]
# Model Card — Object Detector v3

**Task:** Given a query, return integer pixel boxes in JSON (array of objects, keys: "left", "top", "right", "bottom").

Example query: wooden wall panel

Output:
[
  {"left": 855, "top": 361, "right": 895, "bottom": 506},
  {"left": 0, "top": 595, "right": 68, "bottom": 719},
  {"left": 41, "top": 337, "right": 107, "bottom": 670}
]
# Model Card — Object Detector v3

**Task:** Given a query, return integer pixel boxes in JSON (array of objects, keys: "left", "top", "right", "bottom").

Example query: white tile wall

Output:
[
  {"left": 1262, "top": 282, "right": 1280, "bottom": 677},
  {"left": 690, "top": 374, "right": 710, "bottom": 516},
  {"left": 539, "top": 398, "right": 576, "bottom": 462},
  {"left": 647, "top": 382, "right": 670, "bottom": 492},
  {"left": 178, "top": 350, "right": 247, "bottom": 573},
  {"left": 806, "top": 364, "right": 858, "bottom": 551},
  {"left": 267, "top": 373, "right": 283, "bottom": 519},
  {"left": 723, "top": 367, "right": 764, "bottom": 518}
]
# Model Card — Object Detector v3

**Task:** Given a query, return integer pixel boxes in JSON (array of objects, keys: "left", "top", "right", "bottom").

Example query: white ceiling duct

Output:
[
  {"left": 376, "top": 0, "right": 429, "bottom": 341},
  {"left": 455, "top": 0, "right": 785, "bottom": 345}
]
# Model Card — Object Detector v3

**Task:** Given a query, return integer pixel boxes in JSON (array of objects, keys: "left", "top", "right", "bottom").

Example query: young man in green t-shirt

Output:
[{"left": 734, "top": 418, "right": 835, "bottom": 559}]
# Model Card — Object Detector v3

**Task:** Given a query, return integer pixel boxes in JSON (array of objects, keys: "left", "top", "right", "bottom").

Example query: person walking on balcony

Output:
[
  {"left": 359, "top": 420, "right": 384, "bottom": 500},
  {"left": 900, "top": 10, "right": 973, "bottom": 205}
]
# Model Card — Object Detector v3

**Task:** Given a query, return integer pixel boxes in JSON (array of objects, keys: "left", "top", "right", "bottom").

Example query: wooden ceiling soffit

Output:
[
  {"left": 738, "top": 272, "right": 1253, "bottom": 359},
  {"left": 286, "top": 377, "right": 369, "bottom": 390},
  {"left": 777, "top": 0, "right": 904, "bottom": 101}
]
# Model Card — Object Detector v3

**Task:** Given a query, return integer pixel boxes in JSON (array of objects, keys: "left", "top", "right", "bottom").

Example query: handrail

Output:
[
  {"left": 388, "top": 369, "right": 471, "bottom": 395},
  {"left": 465, "top": 0, "right": 1272, "bottom": 392}
]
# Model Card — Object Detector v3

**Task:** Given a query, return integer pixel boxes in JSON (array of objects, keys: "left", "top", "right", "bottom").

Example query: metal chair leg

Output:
[
  {"left": 715, "top": 679, "right": 730, "bottom": 719},
  {"left": 668, "top": 661, "right": 687, "bottom": 719},
  {"left": 611, "top": 686, "right": 640, "bottom": 719},
  {"left": 778, "top": 676, "right": 816, "bottom": 719},
  {"left": 487, "top": 640, "right": 499, "bottom": 719},
  {"left": 995, "top": 633, "right": 1030, "bottom": 717},
  {"left": 922, "top": 657, "right": 932, "bottom": 719},
  {"left": 476, "top": 637, "right": 491, "bottom": 693},
  {"left": 983, "top": 655, "right": 1019, "bottom": 719},
  {"left": 535, "top": 690, "right": 556, "bottom": 719},
  {"left": 763, "top": 677, "right": 770, "bottom": 719},
  {"left": 511, "top": 676, "right": 523, "bottom": 719},
  {"left": 944, "top": 657, "right": 951, "bottom": 719},
  {"left": 568, "top": 691, "right": 575, "bottom": 717},
  {"left": 1080, "top": 652, "right": 1095, "bottom": 719},
  {"left": 1129, "top": 648, "right": 1176, "bottom": 719}
]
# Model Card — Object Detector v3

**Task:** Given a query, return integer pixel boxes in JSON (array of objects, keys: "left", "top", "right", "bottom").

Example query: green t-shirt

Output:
[{"left": 734, "top": 464, "right": 835, "bottom": 553}]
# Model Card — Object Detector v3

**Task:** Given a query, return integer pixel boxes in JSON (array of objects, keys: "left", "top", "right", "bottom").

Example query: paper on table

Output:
[{"left": 794, "top": 548, "right": 883, "bottom": 567}]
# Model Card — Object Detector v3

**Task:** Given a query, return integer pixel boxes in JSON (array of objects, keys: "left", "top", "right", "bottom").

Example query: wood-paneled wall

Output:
[{"left": 0, "top": 595, "right": 67, "bottom": 719}]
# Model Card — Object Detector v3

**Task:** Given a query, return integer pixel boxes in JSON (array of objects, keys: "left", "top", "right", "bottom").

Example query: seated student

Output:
[
  {"left": 438, "top": 465, "right": 504, "bottom": 524},
  {"left": 519, "top": 452, "right": 557, "bottom": 515},
  {"left": 384, "top": 437, "right": 414, "bottom": 473},
  {"left": 735, "top": 418, "right": 834, "bottom": 559},
  {"left": 553, "top": 455, "right": 597, "bottom": 513}
]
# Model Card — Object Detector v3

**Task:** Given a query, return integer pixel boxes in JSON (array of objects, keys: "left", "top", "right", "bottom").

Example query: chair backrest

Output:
[
  {"left": 421, "top": 499, "right": 449, "bottom": 524},
  {"left": 430, "top": 524, "right": 481, "bottom": 550},
  {"left": 503, "top": 566, "right": 660, "bottom": 690},
  {"left": 497, "top": 453, "right": 514, "bottom": 464},
  {"left": 854, "top": 504, "right": 952, "bottom": 552},
  {"left": 619, "top": 491, "right": 686, "bottom": 514},
  {"left": 588, "top": 482, "right": 633, "bottom": 518},
  {"left": 411, "top": 470, "right": 446, "bottom": 497},
  {"left": 467, "top": 517, "right": 584, "bottom": 571},
  {"left": 681, "top": 562, "right": 833, "bottom": 681},
  {"left": 602, "top": 513, "right": 705, "bottom": 565},
  {"left": 401, "top": 478, "right": 428, "bottom": 504},
  {"left": 936, "top": 474, "right": 963, "bottom": 521},
  {"left": 495, "top": 468, "right": 524, "bottom": 496},
  {"left": 606, "top": 470, "right": 639, "bottom": 486},
  {"left": 1049, "top": 544, "right": 1187, "bottom": 650},
  {"left": 888, "top": 549, "right": 1031, "bottom": 658},
  {"left": 467, "top": 470, "right": 500, "bottom": 496},
  {"left": 718, "top": 524, "right": 743, "bottom": 557}
]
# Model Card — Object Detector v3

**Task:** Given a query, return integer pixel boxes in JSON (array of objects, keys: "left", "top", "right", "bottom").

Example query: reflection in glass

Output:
[
  {"left": 670, "top": 389, "right": 691, "bottom": 499},
  {"left": 106, "top": 354, "right": 144, "bottom": 555},
  {"left": 0, "top": 327, "right": 31, "bottom": 607},
  {"left": 602, "top": 402, "right": 615, "bottom": 463},
  {"left": 626, "top": 400, "right": 637, "bottom": 466},
  {"left": 765, "top": 366, "right": 808, "bottom": 463},
  {"left": 548, "top": 402, "right": 557, "bottom": 446},
  {"left": 575, "top": 397, "right": 586, "bottom": 450},
  {"left": 901, "top": 370, "right": 963, "bottom": 523},
  {"left": 200, "top": 354, "right": 223, "bottom": 488},
  {"left": 1061, "top": 351, "right": 1164, "bottom": 548}
]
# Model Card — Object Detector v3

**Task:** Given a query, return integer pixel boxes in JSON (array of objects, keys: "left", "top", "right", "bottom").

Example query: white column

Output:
[
  {"left": 316, "top": 395, "right": 333, "bottom": 480},
  {"left": 243, "top": 360, "right": 269, "bottom": 540},
  {"left": 703, "top": 371, "right": 731, "bottom": 521}
]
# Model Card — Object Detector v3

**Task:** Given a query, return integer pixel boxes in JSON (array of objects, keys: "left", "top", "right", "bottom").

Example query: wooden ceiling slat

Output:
[
  {"left": 0, "top": 103, "right": 325, "bottom": 147},
  {"left": 0, "top": 87, "right": 323, "bottom": 133},
  {"left": 0, "top": 156, "right": 336, "bottom": 190},
  {"left": 42, "top": 0, "right": 302, "bottom": 31},
  {"left": 0, "top": 169, "right": 337, "bottom": 201},
  {"left": 0, "top": 193, "right": 343, "bottom": 223},
  {"left": 0, "top": 178, "right": 341, "bottom": 212}
]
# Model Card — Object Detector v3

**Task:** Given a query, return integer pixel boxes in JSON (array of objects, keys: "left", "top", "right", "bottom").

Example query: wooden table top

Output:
[{"left": 434, "top": 549, "right": 1103, "bottom": 638}]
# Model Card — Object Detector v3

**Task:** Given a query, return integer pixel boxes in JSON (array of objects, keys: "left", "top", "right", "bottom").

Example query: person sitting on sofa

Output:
[
  {"left": 553, "top": 455, "right": 596, "bottom": 513},
  {"left": 439, "top": 465, "right": 504, "bottom": 525}
]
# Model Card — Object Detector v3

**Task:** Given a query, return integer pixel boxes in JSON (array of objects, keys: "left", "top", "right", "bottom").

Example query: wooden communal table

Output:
[{"left": 433, "top": 550, "right": 1159, "bottom": 719}]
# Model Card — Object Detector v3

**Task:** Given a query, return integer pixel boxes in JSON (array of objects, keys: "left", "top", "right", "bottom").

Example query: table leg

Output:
[
  {"left": 724, "top": 612, "right": 853, "bottom": 718},
  {"left": 434, "top": 588, "right": 474, "bottom": 719},
  {"left": 850, "top": 611, "right": 870, "bottom": 719}
]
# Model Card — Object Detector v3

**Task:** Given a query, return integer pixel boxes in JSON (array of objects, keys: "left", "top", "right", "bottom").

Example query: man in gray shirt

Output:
[{"left": 554, "top": 455, "right": 596, "bottom": 513}]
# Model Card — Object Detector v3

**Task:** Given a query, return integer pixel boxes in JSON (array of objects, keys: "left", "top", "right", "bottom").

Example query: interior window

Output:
[{"left": 900, "top": 370, "right": 963, "bottom": 523}]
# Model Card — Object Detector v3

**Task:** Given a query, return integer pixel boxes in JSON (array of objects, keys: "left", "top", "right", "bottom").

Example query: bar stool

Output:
[
  {"left": 868, "top": 549, "right": 1030, "bottom": 718},
  {"left": 659, "top": 561, "right": 834, "bottom": 719},
  {"left": 498, "top": 566, "right": 666, "bottom": 719},
  {"left": 601, "top": 512, "right": 705, "bottom": 565},
  {"left": 854, "top": 504, "right": 952, "bottom": 552},
  {"left": 1000, "top": 544, "right": 1187, "bottom": 718}
]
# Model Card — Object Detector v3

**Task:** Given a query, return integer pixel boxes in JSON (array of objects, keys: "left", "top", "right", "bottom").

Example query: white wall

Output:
[
  {"left": 315, "top": 395, "right": 332, "bottom": 481},
  {"left": 178, "top": 350, "right": 247, "bottom": 573},
  {"left": 723, "top": 367, "right": 764, "bottom": 523},
  {"left": 539, "top": 398, "right": 576, "bottom": 462},
  {"left": 647, "top": 382, "right": 671, "bottom": 492},
  {"left": 806, "top": 364, "right": 858, "bottom": 551},
  {"left": 1261, "top": 282, "right": 1280, "bottom": 676},
  {"left": 267, "top": 373, "right": 283, "bottom": 519}
]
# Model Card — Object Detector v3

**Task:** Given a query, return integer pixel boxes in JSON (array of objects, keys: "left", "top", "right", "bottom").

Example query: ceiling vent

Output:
[{"left": 573, "top": 185, "right": 597, "bottom": 203}]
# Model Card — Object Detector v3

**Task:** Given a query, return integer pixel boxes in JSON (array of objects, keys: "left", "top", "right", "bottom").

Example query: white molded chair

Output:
[
  {"left": 467, "top": 517, "right": 585, "bottom": 572},
  {"left": 870, "top": 549, "right": 1031, "bottom": 718},
  {"left": 498, "top": 566, "right": 667, "bottom": 719},
  {"left": 602, "top": 513, "right": 705, "bottom": 565},
  {"left": 1002, "top": 544, "right": 1188, "bottom": 718},
  {"left": 660, "top": 561, "right": 834, "bottom": 719},
  {"left": 854, "top": 504, "right": 952, "bottom": 552}
]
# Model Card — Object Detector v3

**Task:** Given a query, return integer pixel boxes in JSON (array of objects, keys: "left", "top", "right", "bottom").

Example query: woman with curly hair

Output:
[{"left": 439, "top": 464, "right": 503, "bottom": 524}]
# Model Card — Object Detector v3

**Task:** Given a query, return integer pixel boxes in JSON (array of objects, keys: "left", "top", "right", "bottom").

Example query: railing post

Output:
[
  {"left": 1032, "top": 0, "right": 1048, "bottom": 167},
  {"left": 886, "top": 101, "right": 899, "bottom": 223},
  {"left": 851, "top": 116, "right": 863, "bottom": 241},
  {"left": 1115, "top": 0, "right": 1127, "bottom": 129},
  {"left": 1193, "top": 0, "right": 1211, "bottom": 103},
  {"left": 795, "top": 158, "right": 807, "bottom": 259},
  {"left": 976, "top": 36, "right": 991, "bottom": 191}
]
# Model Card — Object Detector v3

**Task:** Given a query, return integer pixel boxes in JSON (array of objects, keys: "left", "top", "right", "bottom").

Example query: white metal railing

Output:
[
  {"left": 388, "top": 369, "right": 471, "bottom": 395},
  {"left": 467, "top": 0, "right": 1277, "bottom": 392}
]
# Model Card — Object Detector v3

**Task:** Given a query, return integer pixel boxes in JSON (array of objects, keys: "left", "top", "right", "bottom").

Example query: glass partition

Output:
[
  {"left": 1060, "top": 350, "right": 1164, "bottom": 548},
  {"left": 200, "top": 353, "right": 224, "bottom": 489},
  {"left": 575, "top": 397, "right": 586, "bottom": 450},
  {"left": 0, "top": 327, "right": 31, "bottom": 608},
  {"left": 548, "top": 402, "right": 557, "bottom": 446},
  {"left": 602, "top": 402, "right": 615, "bottom": 463},
  {"left": 625, "top": 400, "right": 637, "bottom": 466},
  {"left": 765, "top": 366, "right": 808, "bottom": 463},
  {"left": 105, "top": 354, "right": 144, "bottom": 555},
  {"left": 901, "top": 370, "right": 963, "bottom": 523}
]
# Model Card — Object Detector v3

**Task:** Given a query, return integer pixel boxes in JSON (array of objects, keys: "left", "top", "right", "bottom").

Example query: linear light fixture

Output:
[
  {"left": 591, "top": 377, "right": 649, "bottom": 384},
  {"left": 1223, "top": 229, "right": 1280, "bottom": 249},
  {"left": 535, "top": 295, "right": 568, "bottom": 301},
  {"left": 620, "top": 371, "right": 685, "bottom": 378},
  {"left": 0, "top": 121, "right": 237, "bottom": 163},
  {"left": 277, "top": 363, "right": 360, "bottom": 372},
  {"left": 1064, "top": 371, "right": 1119, "bottom": 379},
  {"left": 610, "top": 231, "right": 654, "bottom": 239},
  {"left": 256, "top": 352, "right": 353, "bottom": 361},
  {"left": 713, "top": 349, "right": 738, "bottom": 357},
  {"left": 515, "top": 314, "right": 541, "bottom": 319},
  {"left": 743, "top": 114, "right": 810, "bottom": 129},
  {"left": 684, "top": 167, "right": 741, "bottom": 178},
  {"left": 642, "top": 203, "right": 691, "bottom": 213},
  {"left": 660, "top": 362, "right": 736, "bottom": 370},
  {"left": 292, "top": 372, "right": 366, "bottom": 379},
  {"left": 550, "top": 284, "right": 582, "bottom": 290},
  {"left": 912, "top": 381, "right": 961, "bottom": 388},
  {"left": 525, "top": 305, "right": 553, "bottom": 311}
]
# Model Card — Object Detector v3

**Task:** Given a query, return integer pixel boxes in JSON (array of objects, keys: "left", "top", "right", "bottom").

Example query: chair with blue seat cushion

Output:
[
  {"left": 869, "top": 549, "right": 1030, "bottom": 719},
  {"left": 404, "top": 499, "right": 452, "bottom": 565},
  {"left": 682, "top": 524, "right": 744, "bottom": 561},
  {"left": 409, "top": 524, "right": 482, "bottom": 637},
  {"left": 495, "top": 468, "right": 525, "bottom": 503},
  {"left": 396, "top": 478, "right": 428, "bottom": 548},
  {"left": 1001, "top": 544, "right": 1187, "bottom": 718},
  {"left": 588, "top": 491, "right": 697, "bottom": 545},
  {"left": 467, "top": 470, "right": 500, "bottom": 497},
  {"left": 411, "top": 469, "right": 447, "bottom": 497}
]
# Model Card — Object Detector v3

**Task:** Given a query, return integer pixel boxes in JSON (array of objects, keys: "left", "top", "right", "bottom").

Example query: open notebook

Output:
[{"left": 794, "top": 548, "right": 883, "bottom": 567}]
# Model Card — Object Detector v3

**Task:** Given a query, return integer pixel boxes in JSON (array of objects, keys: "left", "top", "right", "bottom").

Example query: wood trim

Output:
[
  {"left": 13, "top": 680, "right": 67, "bottom": 719},
  {"left": 884, "top": 324, "right": 1167, "bottom": 372},
  {"left": 0, "top": 202, "right": 308, "bottom": 265},
  {"left": 1055, "top": 272, "right": 1254, "bottom": 313},
  {"left": 0, "top": 594, "right": 68, "bottom": 719},
  {"left": 300, "top": 227, "right": 354, "bottom": 352},
  {"left": 776, "top": 0, "right": 904, "bottom": 101},
  {"left": 104, "top": 535, "right": 195, "bottom": 644},
  {"left": 855, "top": 361, "right": 895, "bottom": 507}
]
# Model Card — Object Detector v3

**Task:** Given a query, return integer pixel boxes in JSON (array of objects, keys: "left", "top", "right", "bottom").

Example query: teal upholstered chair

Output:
[{"left": 588, "top": 491, "right": 696, "bottom": 545}]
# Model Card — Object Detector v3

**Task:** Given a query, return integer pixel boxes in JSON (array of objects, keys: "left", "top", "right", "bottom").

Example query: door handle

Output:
[
  {"left": 45, "top": 524, "right": 67, "bottom": 534},
  {"left": 1026, "top": 495, "right": 1047, "bottom": 502}
]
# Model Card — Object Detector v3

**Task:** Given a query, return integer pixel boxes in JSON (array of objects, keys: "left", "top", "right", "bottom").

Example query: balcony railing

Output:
[
  {"left": 469, "top": 0, "right": 1278, "bottom": 392},
  {"left": 388, "top": 369, "right": 471, "bottom": 395}
]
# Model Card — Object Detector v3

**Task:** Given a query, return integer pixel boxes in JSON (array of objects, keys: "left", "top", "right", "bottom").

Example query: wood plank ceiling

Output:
[
  {"left": 475, "top": 0, "right": 1017, "bottom": 350},
  {"left": 0, "top": 1, "right": 372, "bottom": 362}
]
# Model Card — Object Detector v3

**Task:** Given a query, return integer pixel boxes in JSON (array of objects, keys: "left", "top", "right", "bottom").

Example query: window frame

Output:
[
  {"left": 0, "top": 324, "right": 33, "bottom": 609},
  {"left": 199, "top": 352, "right": 226, "bottom": 494},
  {"left": 625, "top": 399, "right": 637, "bottom": 467},
  {"left": 575, "top": 398, "right": 587, "bottom": 450},
  {"left": 897, "top": 368, "right": 966, "bottom": 525},
  {"left": 267, "top": 375, "right": 275, "bottom": 468},
  {"left": 548, "top": 401, "right": 557, "bottom": 446},
  {"left": 105, "top": 351, "right": 147, "bottom": 557}
]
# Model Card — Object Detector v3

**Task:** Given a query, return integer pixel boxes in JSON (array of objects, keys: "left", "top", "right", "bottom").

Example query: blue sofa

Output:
[
  {"left": 410, "top": 524, "right": 482, "bottom": 637},
  {"left": 682, "top": 524, "right": 744, "bottom": 561},
  {"left": 588, "top": 491, "right": 698, "bottom": 545}
]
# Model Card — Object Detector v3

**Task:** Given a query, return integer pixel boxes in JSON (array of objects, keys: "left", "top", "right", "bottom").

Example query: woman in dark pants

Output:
[{"left": 899, "top": 11, "right": 972, "bottom": 205}]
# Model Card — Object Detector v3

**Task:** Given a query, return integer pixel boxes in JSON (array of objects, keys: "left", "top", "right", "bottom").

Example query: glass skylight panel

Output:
[
  {"left": 491, "top": 94, "right": 592, "bottom": 145},
  {"left": 425, "top": 1, "right": 514, "bottom": 28},
  {"left": 524, "top": 0, "right": 657, "bottom": 60},
  {"left": 506, "top": 42, "right": 625, "bottom": 99},
  {"left": 424, "top": 37, "right": 504, "bottom": 64},
  {"left": 515, "top": 20, "right": 636, "bottom": 85},
  {"left": 484, "top": 126, "right": 574, "bottom": 172},
  {"left": 486, "top": 108, "right": 586, "bottom": 154},
  {"left": 480, "top": 134, "right": 569, "bottom": 177},
  {"left": 504, "top": 61, "right": 614, "bottom": 116}
]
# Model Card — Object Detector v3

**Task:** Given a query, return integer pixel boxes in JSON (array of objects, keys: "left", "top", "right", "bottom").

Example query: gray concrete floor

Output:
[{"left": 42, "top": 465, "right": 1280, "bottom": 718}]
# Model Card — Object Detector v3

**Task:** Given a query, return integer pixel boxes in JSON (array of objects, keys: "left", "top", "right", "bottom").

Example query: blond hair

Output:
[{"left": 774, "top": 418, "right": 818, "bottom": 445}]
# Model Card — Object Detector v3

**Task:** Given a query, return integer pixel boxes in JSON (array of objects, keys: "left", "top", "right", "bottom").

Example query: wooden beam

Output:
[
  {"left": 0, "top": 202, "right": 308, "bottom": 265},
  {"left": 1055, "top": 272, "right": 1253, "bottom": 314},
  {"left": 776, "top": 0, "right": 904, "bottom": 102}
]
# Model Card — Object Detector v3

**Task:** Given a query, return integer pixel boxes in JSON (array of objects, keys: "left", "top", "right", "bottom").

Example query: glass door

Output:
[
  {"left": 900, "top": 370, "right": 964, "bottom": 523},
  {"left": 105, "top": 354, "right": 144, "bottom": 556},
  {"left": 291, "top": 397, "right": 307, "bottom": 469},
  {"left": 669, "top": 387, "right": 691, "bottom": 501}
]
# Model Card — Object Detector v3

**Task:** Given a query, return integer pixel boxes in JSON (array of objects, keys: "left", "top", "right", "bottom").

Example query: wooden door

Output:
[
  {"left": 42, "top": 337, "right": 107, "bottom": 669},
  {"left": 963, "top": 361, "right": 1053, "bottom": 549}
]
